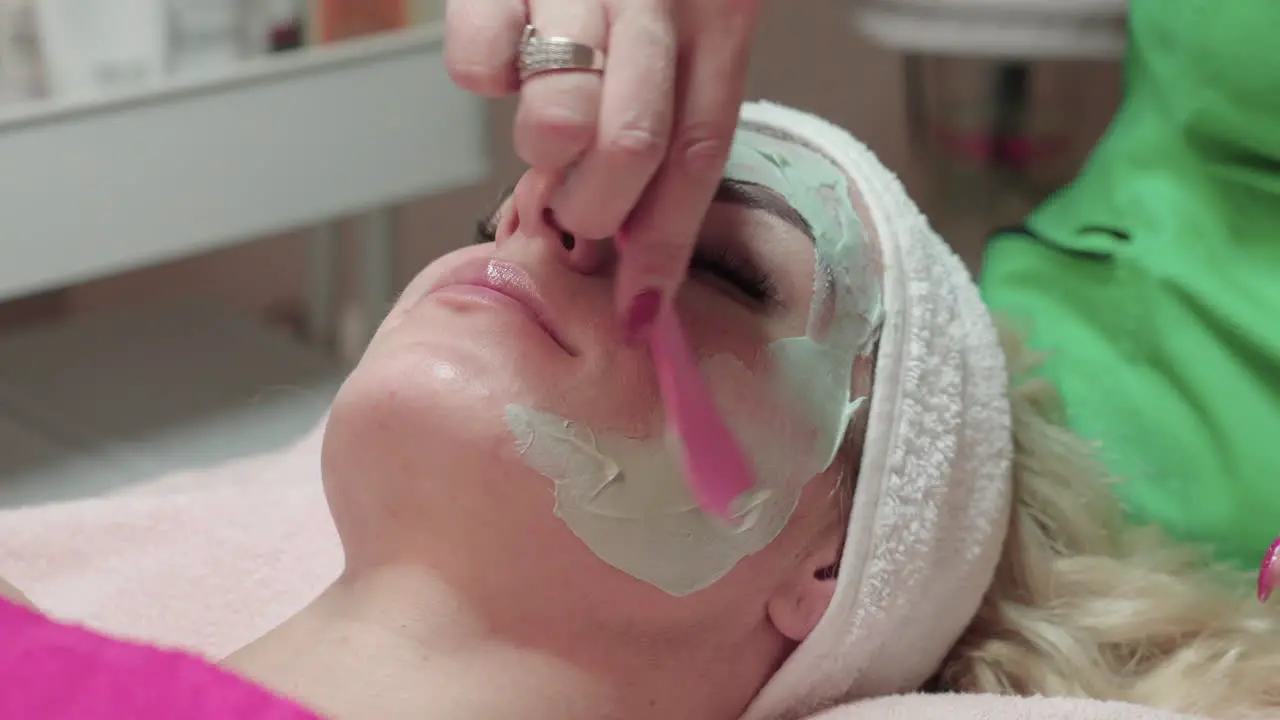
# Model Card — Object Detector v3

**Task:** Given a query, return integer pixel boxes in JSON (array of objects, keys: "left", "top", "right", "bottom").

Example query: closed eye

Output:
[{"left": 688, "top": 246, "right": 777, "bottom": 305}]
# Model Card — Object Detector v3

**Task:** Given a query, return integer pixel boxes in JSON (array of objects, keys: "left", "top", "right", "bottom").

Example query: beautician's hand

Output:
[{"left": 444, "top": 0, "right": 763, "bottom": 341}]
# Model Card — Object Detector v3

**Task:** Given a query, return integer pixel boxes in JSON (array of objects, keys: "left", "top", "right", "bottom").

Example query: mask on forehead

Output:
[{"left": 504, "top": 125, "right": 884, "bottom": 596}]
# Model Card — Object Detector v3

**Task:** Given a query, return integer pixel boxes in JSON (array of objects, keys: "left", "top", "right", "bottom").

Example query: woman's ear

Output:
[{"left": 766, "top": 532, "right": 843, "bottom": 642}]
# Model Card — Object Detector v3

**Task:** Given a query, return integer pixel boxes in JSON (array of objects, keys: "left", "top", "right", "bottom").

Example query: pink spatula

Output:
[{"left": 646, "top": 296, "right": 758, "bottom": 520}]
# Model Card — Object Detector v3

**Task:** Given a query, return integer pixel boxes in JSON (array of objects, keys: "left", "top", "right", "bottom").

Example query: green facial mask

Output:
[
  {"left": 725, "top": 125, "right": 884, "bottom": 468},
  {"left": 503, "top": 125, "right": 884, "bottom": 596}
]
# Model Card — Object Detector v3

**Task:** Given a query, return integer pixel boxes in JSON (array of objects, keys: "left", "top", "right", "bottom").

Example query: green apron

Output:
[{"left": 980, "top": 0, "right": 1280, "bottom": 569}]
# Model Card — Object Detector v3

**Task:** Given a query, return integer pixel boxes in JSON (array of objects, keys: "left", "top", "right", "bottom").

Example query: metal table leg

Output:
[
  {"left": 304, "top": 222, "right": 339, "bottom": 349},
  {"left": 358, "top": 206, "right": 397, "bottom": 347}
]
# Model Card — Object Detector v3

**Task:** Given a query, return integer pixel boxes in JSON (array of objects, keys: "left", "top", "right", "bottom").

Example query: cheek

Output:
[
  {"left": 326, "top": 350, "right": 499, "bottom": 472},
  {"left": 679, "top": 306, "right": 768, "bottom": 358},
  {"left": 565, "top": 355, "right": 662, "bottom": 439},
  {"left": 700, "top": 352, "right": 822, "bottom": 483},
  {"left": 677, "top": 309, "right": 826, "bottom": 476}
]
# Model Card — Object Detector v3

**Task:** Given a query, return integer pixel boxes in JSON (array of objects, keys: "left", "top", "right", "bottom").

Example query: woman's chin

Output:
[
  {"left": 322, "top": 362, "right": 553, "bottom": 543},
  {"left": 322, "top": 328, "right": 566, "bottom": 494}
]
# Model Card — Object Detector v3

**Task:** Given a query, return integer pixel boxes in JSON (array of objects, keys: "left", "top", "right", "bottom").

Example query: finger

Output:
[
  {"left": 511, "top": 167, "right": 561, "bottom": 231},
  {"left": 508, "top": 168, "right": 612, "bottom": 272},
  {"left": 548, "top": 0, "right": 677, "bottom": 241},
  {"left": 614, "top": 5, "right": 760, "bottom": 336},
  {"left": 513, "top": 1, "right": 609, "bottom": 172},
  {"left": 511, "top": 169, "right": 613, "bottom": 272},
  {"left": 444, "top": 0, "right": 528, "bottom": 96}
]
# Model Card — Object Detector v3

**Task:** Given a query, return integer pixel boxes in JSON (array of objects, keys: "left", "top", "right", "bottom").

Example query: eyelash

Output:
[{"left": 472, "top": 216, "right": 778, "bottom": 305}]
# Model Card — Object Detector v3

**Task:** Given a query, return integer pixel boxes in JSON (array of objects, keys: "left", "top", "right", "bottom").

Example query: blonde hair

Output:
[{"left": 934, "top": 323, "right": 1280, "bottom": 718}]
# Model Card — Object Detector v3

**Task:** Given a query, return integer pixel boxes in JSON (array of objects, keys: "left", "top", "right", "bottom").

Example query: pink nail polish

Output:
[
  {"left": 623, "top": 289, "right": 662, "bottom": 347},
  {"left": 1258, "top": 536, "right": 1280, "bottom": 603}
]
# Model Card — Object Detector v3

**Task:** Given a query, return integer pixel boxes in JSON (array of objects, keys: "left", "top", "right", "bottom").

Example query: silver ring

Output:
[{"left": 517, "top": 24, "right": 606, "bottom": 83}]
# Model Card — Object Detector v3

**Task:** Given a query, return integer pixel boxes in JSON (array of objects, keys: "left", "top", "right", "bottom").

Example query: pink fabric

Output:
[
  {"left": 0, "top": 422, "right": 341, "bottom": 660},
  {"left": 0, "top": 597, "right": 319, "bottom": 719},
  {"left": 812, "top": 694, "right": 1204, "bottom": 720},
  {"left": 0, "top": 421, "right": 1211, "bottom": 720}
]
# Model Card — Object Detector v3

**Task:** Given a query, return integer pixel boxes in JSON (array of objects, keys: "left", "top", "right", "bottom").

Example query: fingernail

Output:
[
  {"left": 1259, "top": 536, "right": 1280, "bottom": 603},
  {"left": 623, "top": 289, "right": 662, "bottom": 347}
]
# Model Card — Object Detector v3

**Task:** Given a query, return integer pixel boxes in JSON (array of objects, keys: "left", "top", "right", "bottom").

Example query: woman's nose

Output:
[
  {"left": 544, "top": 210, "right": 613, "bottom": 275},
  {"left": 507, "top": 171, "right": 613, "bottom": 275}
]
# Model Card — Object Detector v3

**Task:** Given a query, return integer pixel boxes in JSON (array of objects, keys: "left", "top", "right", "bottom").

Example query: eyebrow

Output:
[
  {"left": 484, "top": 178, "right": 813, "bottom": 239},
  {"left": 715, "top": 179, "right": 813, "bottom": 240}
]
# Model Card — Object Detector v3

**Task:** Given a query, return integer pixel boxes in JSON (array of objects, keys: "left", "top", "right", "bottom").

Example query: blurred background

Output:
[{"left": 0, "top": 0, "right": 1125, "bottom": 505}]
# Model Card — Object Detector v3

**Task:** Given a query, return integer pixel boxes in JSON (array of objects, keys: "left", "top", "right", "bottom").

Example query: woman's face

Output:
[{"left": 321, "top": 130, "right": 872, "bottom": 660}]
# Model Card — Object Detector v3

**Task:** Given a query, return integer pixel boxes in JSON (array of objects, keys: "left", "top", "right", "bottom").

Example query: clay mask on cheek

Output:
[
  {"left": 725, "top": 126, "right": 884, "bottom": 469},
  {"left": 505, "top": 353, "right": 814, "bottom": 596},
  {"left": 503, "top": 125, "right": 883, "bottom": 597}
]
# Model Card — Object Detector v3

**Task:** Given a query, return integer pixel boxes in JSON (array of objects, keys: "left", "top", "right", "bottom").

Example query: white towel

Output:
[{"left": 739, "top": 101, "right": 1014, "bottom": 720}]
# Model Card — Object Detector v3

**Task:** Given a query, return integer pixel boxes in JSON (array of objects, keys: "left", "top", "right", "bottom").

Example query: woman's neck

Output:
[{"left": 221, "top": 564, "right": 742, "bottom": 720}]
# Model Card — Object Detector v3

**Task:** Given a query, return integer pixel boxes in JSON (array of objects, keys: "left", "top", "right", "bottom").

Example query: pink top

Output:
[{"left": 0, "top": 597, "right": 320, "bottom": 719}]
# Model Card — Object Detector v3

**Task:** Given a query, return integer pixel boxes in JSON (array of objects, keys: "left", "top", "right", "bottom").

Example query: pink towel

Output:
[
  {"left": 0, "top": 409, "right": 1206, "bottom": 720},
  {"left": 0, "top": 597, "right": 319, "bottom": 719},
  {"left": 0, "top": 421, "right": 341, "bottom": 660}
]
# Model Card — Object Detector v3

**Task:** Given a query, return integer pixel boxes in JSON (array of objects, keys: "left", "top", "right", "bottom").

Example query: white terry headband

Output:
[{"left": 738, "top": 101, "right": 1014, "bottom": 719}]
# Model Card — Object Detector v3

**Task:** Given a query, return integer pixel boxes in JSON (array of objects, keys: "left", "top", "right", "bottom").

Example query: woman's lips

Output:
[{"left": 426, "top": 258, "right": 577, "bottom": 355}]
